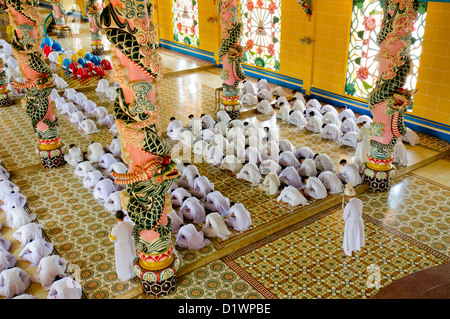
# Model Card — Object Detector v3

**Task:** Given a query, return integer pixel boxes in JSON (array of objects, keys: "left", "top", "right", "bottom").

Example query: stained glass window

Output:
[
  {"left": 240, "top": 0, "right": 282, "bottom": 71},
  {"left": 345, "top": 0, "right": 427, "bottom": 102},
  {"left": 172, "top": 0, "right": 200, "bottom": 47}
]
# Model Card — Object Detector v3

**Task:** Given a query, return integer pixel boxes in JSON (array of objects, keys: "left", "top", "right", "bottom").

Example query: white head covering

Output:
[{"left": 344, "top": 182, "right": 356, "bottom": 197}]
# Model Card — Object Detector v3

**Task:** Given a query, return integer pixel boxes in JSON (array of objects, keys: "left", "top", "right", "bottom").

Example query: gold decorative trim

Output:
[
  {"left": 367, "top": 161, "right": 392, "bottom": 171},
  {"left": 38, "top": 141, "right": 63, "bottom": 151},
  {"left": 138, "top": 254, "right": 173, "bottom": 271}
]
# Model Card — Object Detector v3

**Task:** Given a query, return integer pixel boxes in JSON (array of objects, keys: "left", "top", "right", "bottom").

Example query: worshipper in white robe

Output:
[
  {"left": 305, "top": 99, "right": 321, "bottom": 110},
  {"left": 236, "top": 162, "right": 263, "bottom": 186},
  {"left": 1, "top": 190, "right": 26, "bottom": 211},
  {"left": 107, "top": 137, "right": 122, "bottom": 157},
  {"left": 206, "top": 144, "right": 225, "bottom": 166},
  {"left": 393, "top": 140, "right": 408, "bottom": 167},
  {"left": 288, "top": 110, "right": 307, "bottom": 128},
  {"left": 79, "top": 119, "right": 100, "bottom": 134},
  {"left": 355, "top": 115, "right": 373, "bottom": 125},
  {"left": 278, "top": 139, "right": 296, "bottom": 154},
  {"left": 220, "top": 155, "right": 244, "bottom": 174},
  {"left": 320, "top": 104, "right": 338, "bottom": 115},
  {"left": 298, "top": 157, "right": 318, "bottom": 177},
  {"left": 202, "top": 212, "right": 232, "bottom": 240},
  {"left": 47, "top": 277, "right": 82, "bottom": 299},
  {"left": 305, "top": 108, "right": 323, "bottom": 120},
  {"left": 276, "top": 96, "right": 290, "bottom": 109},
  {"left": 93, "top": 178, "right": 117, "bottom": 202},
  {"left": 64, "top": 144, "right": 84, "bottom": 167},
  {"left": 54, "top": 97, "right": 68, "bottom": 110},
  {"left": 225, "top": 203, "right": 252, "bottom": 231},
  {"left": 259, "top": 159, "right": 282, "bottom": 175},
  {"left": 193, "top": 140, "right": 208, "bottom": 158},
  {"left": 98, "top": 153, "right": 118, "bottom": 170},
  {"left": 241, "top": 93, "right": 257, "bottom": 105},
  {"left": 176, "top": 224, "right": 210, "bottom": 250},
  {"left": 60, "top": 102, "right": 78, "bottom": 116},
  {"left": 5, "top": 206, "right": 36, "bottom": 229},
  {"left": 170, "top": 187, "right": 191, "bottom": 207},
  {"left": 0, "top": 251, "right": 16, "bottom": 273},
  {"left": 104, "top": 191, "right": 123, "bottom": 212},
  {"left": 318, "top": 171, "right": 344, "bottom": 194},
  {"left": 109, "top": 210, "right": 136, "bottom": 281},
  {"left": 168, "top": 210, "right": 184, "bottom": 234},
  {"left": 179, "top": 129, "right": 195, "bottom": 147},
  {"left": 401, "top": 127, "right": 420, "bottom": 146},
  {"left": 96, "top": 78, "right": 110, "bottom": 93},
  {"left": 302, "top": 176, "right": 328, "bottom": 200},
  {"left": 305, "top": 112, "right": 323, "bottom": 133},
  {"left": 279, "top": 151, "right": 301, "bottom": 169},
  {"left": 178, "top": 164, "right": 199, "bottom": 189},
  {"left": 354, "top": 122, "right": 371, "bottom": 170},
  {"left": 257, "top": 78, "right": 269, "bottom": 91},
  {"left": 200, "top": 113, "right": 216, "bottom": 129},
  {"left": 276, "top": 102, "right": 291, "bottom": 122},
  {"left": 0, "top": 235, "right": 11, "bottom": 252},
  {"left": 339, "top": 131, "right": 359, "bottom": 149},
  {"left": 272, "top": 86, "right": 287, "bottom": 97},
  {"left": 216, "top": 110, "right": 232, "bottom": 124},
  {"left": 63, "top": 88, "right": 77, "bottom": 100},
  {"left": 179, "top": 197, "right": 206, "bottom": 224},
  {"left": 86, "top": 142, "right": 105, "bottom": 164},
  {"left": 92, "top": 106, "right": 109, "bottom": 120},
  {"left": 342, "top": 183, "right": 365, "bottom": 256},
  {"left": 73, "top": 92, "right": 87, "bottom": 106},
  {"left": 260, "top": 139, "right": 279, "bottom": 162},
  {"left": 50, "top": 88, "right": 60, "bottom": 101},
  {"left": 0, "top": 179, "right": 19, "bottom": 201},
  {"left": 18, "top": 238, "right": 53, "bottom": 267},
  {"left": 210, "top": 133, "right": 229, "bottom": 152},
  {"left": 107, "top": 162, "right": 128, "bottom": 178},
  {"left": 338, "top": 105, "right": 357, "bottom": 122},
  {"left": 106, "top": 86, "right": 118, "bottom": 101},
  {"left": 0, "top": 267, "right": 31, "bottom": 299},
  {"left": 226, "top": 126, "right": 245, "bottom": 144},
  {"left": 256, "top": 88, "right": 273, "bottom": 102},
  {"left": 191, "top": 175, "right": 214, "bottom": 200},
  {"left": 214, "top": 121, "right": 228, "bottom": 137},
  {"left": 226, "top": 138, "right": 246, "bottom": 162},
  {"left": 201, "top": 128, "right": 215, "bottom": 143},
  {"left": 33, "top": 255, "right": 67, "bottom": 290},
  {"left": 321, "top": 123, "right": 343, "bottom": 141},
  {"left": 279, "top": 166, "right": 303, "bottom": 189},
  {"left": 292, "top": 99, "right": 306, "bottom": 113},
  {"left": 205, "top": 190, "right": 230, "bottom": 217},
  {"left": 52, "top": 74, "right": 68, "bottom": 89},
  {"left": 243, "top": 121, "right": 258, "bottom": 136},
  {"left": 313, "top": 153, "right": 336, "bottom": 173},
  {"left": 258, "top": 173, "right": 281, "bottom": 195},
  {"left": 322, "top": 111, "right": 342, "bottom": 127},
  {"left": 294, "top": 146, "right": 315, "bottom": 160},
  {"left": 341, "top": 118, "right": 359, "bottom": 134},
  {"left": 277, "top": 186, "right": 308, "bottom": 206},
  {"left": 13, "top": 223, "right": 43, "bottom": 247},
  {"left": 167, "top": 117, "right": 183, "bottom": 140},
  {"left": 110, "top": 123, "right": 118, "bottom": 135},
  {"left": 98, "top": 114, "right": 115, "bottom": 128},
  {"left": 336, "top": 159, "right": 362, "bottom": 186},
  {"left": 187, "top": 114, "right": 202, "bottom": 137},
  {"left": 228, "top": 119, "right": 245, "bottom": 129},
  {"left": 256, "top": 99, "right": 274, "bottom": 115},
  {"left": 242, "top": 80, "right": 256, "bottom": 95},
  {"left": 244, "top": 145, "right": 262, "bottom": 166}
]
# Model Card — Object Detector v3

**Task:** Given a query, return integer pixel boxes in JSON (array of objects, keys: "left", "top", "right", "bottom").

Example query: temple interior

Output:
[{"left": 0, "top": 0, "right": 449, "bottom": 300}]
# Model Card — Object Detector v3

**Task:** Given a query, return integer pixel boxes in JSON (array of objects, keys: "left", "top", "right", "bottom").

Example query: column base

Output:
[
  {"left": 0, "top": 96, "right": 12, "bottom": 107},
  {"left": 133, "top": 255, "right": 181, "bottom": 297},
  {"left": 91, "top": 46, "right": 104, "bottom": 56},
  {"left": 36, "top": 144, "right": 66, "bottom": 169},
  {"left": 363, "top": 165, "right": 396, "bottom": 192},
  {"left": 220, "top": 102, "right": 241, "bottom": 120},
  {"left": 56, "top": 27, "right": 71, "bottom": 38}
]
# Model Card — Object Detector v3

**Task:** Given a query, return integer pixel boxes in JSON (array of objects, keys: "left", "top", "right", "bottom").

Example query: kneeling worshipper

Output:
[
  {"left": 1, "top": 189, "right": 26, "bottom": 211},
  {"left": 59, "top": 102, "right": 78, "bottom": 116},
  {"left": 401, "top": 127, "right": 420, "bottom": 146},
  {"left": 98, "top": 153, "right": 118, "bottom": 170},
  {"left": 294, "top": 146, "right": 315, "bottom": 160},
  {"left": 201, "top": 128, "right": 216, "bottom": 143},
  {"left": 305, "top": 111, "right": 323, "bottom": 133},
  {"left": 191, "top": 175, "right": 215, "bottom": 200},
  {"left": 393, "top": 140, "right": 408, "bottom": 167},
  {"left": 33, "top": 255, "right": 67, "bottom": 290},
  {"left": 302, "top": 176, "right": 328, "bottom": 200},
  {"left": 306, "top": 98, "right": 322, "bottom": 110},
  {"left": 107, "top": 137, "right": 122, "bottom": 157},
  {"left": 187, "top": 114, "right": 202, "bottom": 137},
  {"left": 207, "top": 144, "right": 225, "bottom": 166},
  {"left": 98, "top": 114, "right": 115, "bottom": 128},
  {"left": 18, "top": 238, "right": 53, "bottom": 267},
  {"left": 220, "top": 155, "right": 244, "bottom": 174},
  {"left": 236, "top": 162, "right": 263, "bottom": 186},
  {"left": 0, "top": 235, "right": 11, "bottom": 252},
  {"left": 298, "top": 157, "right": 318, "bottom": 177},
  {"left": 257, "top": 78, "right": 269, "bottom": 91},
  {"left": 167, "top": 117, "right": 183, "bottom": 140},
  {"left": 279, "top": 150, "right": 301, "bottom": 169},
  {"left": 339, "top": 131, "right": 359, "bottom": 149},
  {"left": 5, "top": 205, "right": 36, "bottom": 229},
  {"left": 13, "top": 223, "right": 43, "bottom": 247},
  {"left": 322, "top": 110, "right": 342, "bottom": 127},
  {"left": 242, "top": 80, "right": 257, "bottom": 95},
  {"left": 276, "top": 96, "right": 290, "bottom": 109},
  {"left": 109, "top": 210, "right": 136, "bottom": 281},
  {"left": 96, "top": 78, "right": 110, "bottom": 93},
  {"left": 104, "top": 191, "right": 123, "bottom": 212},
  {"left": 245, "top": 145, "right": 262, "bottom": 165},
  {"left": 79, "top": 119, "right": 100, "bottom": 134},
  {"left": 256, "top": 99, "right": 274, "bottom": 115},
  {"left": 93, "top": 177, "right": 118, "bottom": 202},
  {"left": 193, "top": 140, "right": 208, "bottom": 157},
  {"left": 259, "top": 159, "right": 282, "bottom": 175},
  {"left": 336, "top": 159, "right": 362, "bottom": 186},
  {"left": 320, "top": 104, "right": 338, "bottom": 115},
  {"left": 272, "top": 86, "right": 287, "bottom": 97},
  {"left": 107, "top": 161, "right": 128, "bottom": 178},
  {"left": 279, "top": 166, "right": 303, "bottom": 189},
  {"left": 168, "top": 210, "right": 184, "bottom": 234},
  {"left": 216, "top": 110, "right": 232, "bottom": 124},
  {"left": 318, "top": 171, "right": 344, "bottom": 194},
  {"left": 355, "top": 115, "right": 373, "bottom": 125},
  {"left": 338, "top": 105, "right": 356, "bottom": 122},
  {"left": 201, "top": 113, "right": 216, "bottom": 129},
  {"left": 0, "top": 179, "right": 19, "bottom": 201},
  {"left": 179, "top": 197, "right": 206, "bottom": 224},
  {"left": 202, "top": 212, "right": 232, "bottom": 240},
  {"left": 241, "top": 93, "right": 258, "bottom": 105},
  {"left": 260, "top": 139, "right": 279, "bottom": 162},
  {"left": 288, "top": 110, "right": 307, "bottom": 128},
  {"left": 205, "top": 190, "right": 230, "bottom": 217},
  {"left": 92, "top": 106, "right": 109, "bottom": 121},
  {"left": 258, "top": 173, "right": 281, "bottom": 195},
  {"left": 279, "top": 139, "right": 296, "bottom": 154},
  {"left": 69, "top": 111, "right": 86, "bottom": 126},
  {"left": 305, "top": 108, "right": 323, "bottom": 120},
  {"left": 276, "top": 102, "right": 291, "bottom": 121},
  {"left": 257, "top": 88, "right": 273, "bottom": 102},
  {"left": 225, "top": 203, "right": 252, "bottom": 232},
  {"left": 176, "top": 224, "right": 210, "bottom": 250},
  {"left": 73, "top": 92, "right": 87, "bottom": 106},
  {"left": 64, "top": 144, "right": 84, "bottom": 167},
  {"left": 0, "top": 251, "right": 16, "bottom": 273},
  {"left": 292, "top": 100, "right": 306, "bottom": 113},
  {"left": 82, "top": 100, "right": 97, "bottom": 114},
  {"left": 321, "top": 123, "right": 343, "bottom": 142},
  {"left": 342, "top": 183, "right": 365, "bottom": 257},
  {"left": 0, "top": 267, "right": 31, "bottom": 299},
  {"left": 313, "top": 153, "right": 336, "bottom": 173},
  {"left": 86, "top": 141, "right": 105, "bottom": 164},
  {"left": 341, "top": 118, "right": 359, "bottom": 134},
  {"left": 47, "top": 277, "right": 82, "bottom": 299},
  {"left": 277, "top": 185, "right": 308, "bottom": 207},
  {"left": 178, "top": 164, "right": 199, "bottom": 189}
]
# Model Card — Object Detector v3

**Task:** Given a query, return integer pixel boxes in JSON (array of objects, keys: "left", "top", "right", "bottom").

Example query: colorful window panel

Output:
[
  {"left": 345, "top": 0, "right": 428, "bottom": 102},
  {"left": 172, "top": 0, "right": 200, "bottom": 47},
  {"left": 241, "top": 0, "right": 282, "bottom": 71}
]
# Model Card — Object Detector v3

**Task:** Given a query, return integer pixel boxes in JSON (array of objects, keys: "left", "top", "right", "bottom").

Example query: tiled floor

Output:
[{"left": 0, "top": 7, "right": 449, "bottom": 300}]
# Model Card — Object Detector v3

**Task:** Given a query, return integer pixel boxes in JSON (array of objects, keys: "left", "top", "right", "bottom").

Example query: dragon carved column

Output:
[
  {"left": 100, "top": 0, "right": 181, "bottom": 297},
  {"left": 364, "top": 0, "right": 418, "bottom": 192},
  {"left": 218, "top": 0, "right": 247, "bottom": 120},
  {"left": 85, "top": 0, "right": 104, "bottom": 55},
  {"left": 0, "top": 58, "right": 11, "bottom": 107},
  {"left": 6, "top": 0, "right": 66, "bottom": 169},
  {"left": 51, "top": 0, "right": 71, "bottom": 38}
]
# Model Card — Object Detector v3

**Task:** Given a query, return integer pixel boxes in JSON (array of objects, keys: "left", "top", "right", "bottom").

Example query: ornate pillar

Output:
[
  {"left": 51, "top": 0, "right": 71, "bottom": 38},
  {"left": 364, "top": 0, "right": 418, "bottom": 192},
  {"left": 100, "top": 0, "right": 181, "bottom": 297},
  {"left": 217, "top": 0, "right": 247, "bottom": 120},
  {"left": 6, "top": 0, "right": 65, "bottom": 169},
  {"left": 0, "top": 58, "right": 11, "bottom": 107},
  {"left": 84, "top": 0, "right": 104, "bottom": 55}
]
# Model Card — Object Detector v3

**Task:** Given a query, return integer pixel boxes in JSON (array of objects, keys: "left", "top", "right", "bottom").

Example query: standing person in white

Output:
[
  {"left": 353, "top": 121, "right": 371, "bottom": 170},
  {"left": 109, "top": 210, "right": 136, "bottom": 281},
  {"left": 342, "top": 183, "right": 365, "bottom": 256}
]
